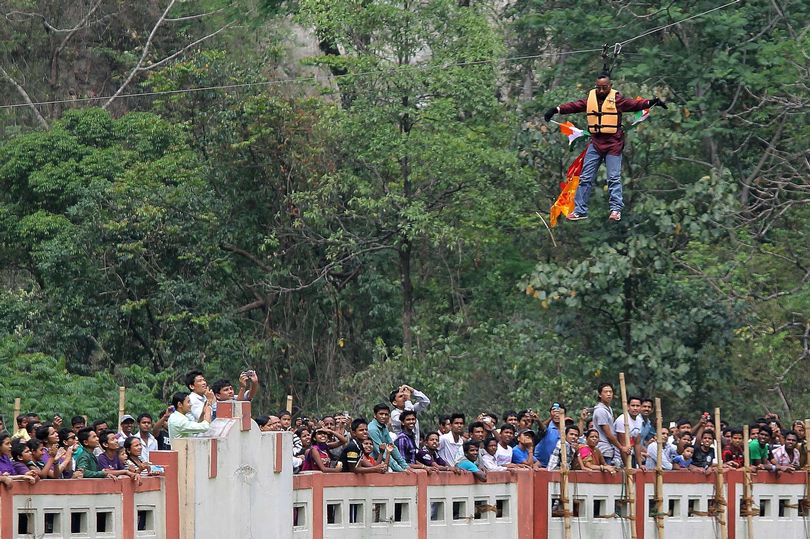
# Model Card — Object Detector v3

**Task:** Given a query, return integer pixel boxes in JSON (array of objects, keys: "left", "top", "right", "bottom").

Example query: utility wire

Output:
[
  {"left": 618, "top": 0, "right": 741, "bottom": 46},
  {"left": 0, "top": 0, "right": 741, "bottom": 112},
  {"left": 0, "top": 48, "right": 603, "bottom": 111}
]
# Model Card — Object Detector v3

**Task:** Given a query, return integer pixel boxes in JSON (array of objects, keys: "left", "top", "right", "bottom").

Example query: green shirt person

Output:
[{"left": 748, "top": 427, "right": 772, "bottom": 469}]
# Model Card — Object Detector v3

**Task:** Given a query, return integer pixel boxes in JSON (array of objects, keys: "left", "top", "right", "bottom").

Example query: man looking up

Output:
[
  {"left": 184, "top": 369, "right": 213, "bottom": 422},
  {"left": 168, "top": 392, "right": 213, "bottom": 439},
  {"left": 389, "top": 384, "right": 430, "bottom": 446},
  {"left": 544, "top": 74, "right": 666, "bottom": 221},
  {"left": 535, "top": 402, "right": 565, "bottom": 467}
]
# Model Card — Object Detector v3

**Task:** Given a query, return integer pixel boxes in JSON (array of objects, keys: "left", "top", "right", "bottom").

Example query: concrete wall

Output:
[
  {"left": 171, "top": 400, "right": 293, "bottom": 539},
  {"left": 3, "top": 419, "right": 810, "bottom": 539}
]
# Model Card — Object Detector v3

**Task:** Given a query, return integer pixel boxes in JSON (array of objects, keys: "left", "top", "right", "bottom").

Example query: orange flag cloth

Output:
[{"left": 549, "top": 145, "right": 589, "bottom": 227}]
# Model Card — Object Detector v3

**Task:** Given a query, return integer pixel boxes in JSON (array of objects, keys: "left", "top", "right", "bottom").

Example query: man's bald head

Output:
[{"left": 595, "top": 74, "right": 612, "bottom": 97}]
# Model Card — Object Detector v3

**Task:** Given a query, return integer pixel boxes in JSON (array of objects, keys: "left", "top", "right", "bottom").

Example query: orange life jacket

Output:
[{"left": 586, "top": 89, "right": 619, "bottom": 135}]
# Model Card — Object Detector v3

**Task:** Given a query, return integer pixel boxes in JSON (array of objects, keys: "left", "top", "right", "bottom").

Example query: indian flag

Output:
[
  {"left": 632, "top": 97, "right": 650, "bottom": 125},
  {"left": 558, "top": 121, "right": 586, "bottom": 146}
]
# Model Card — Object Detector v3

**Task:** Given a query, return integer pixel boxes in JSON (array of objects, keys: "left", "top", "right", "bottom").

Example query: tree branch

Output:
[
  {"left": 0, "top": 65, "right": 49, "bottom": 129},
  {"left": 103, "top": 0, "right": 178, "bottom": 109}
]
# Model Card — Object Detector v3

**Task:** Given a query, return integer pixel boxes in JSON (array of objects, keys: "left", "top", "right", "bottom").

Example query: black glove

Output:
[
  {"left": 544, "top": 107, "right": 557, "bottom": 122},
  {"left": 649, "top": 98, "right": 668, "bottom": 109}
]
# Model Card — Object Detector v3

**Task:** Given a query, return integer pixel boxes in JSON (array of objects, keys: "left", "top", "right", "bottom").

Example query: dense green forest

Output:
[{"left": 0, "top": 0, "right": 806, "bottom": 425}]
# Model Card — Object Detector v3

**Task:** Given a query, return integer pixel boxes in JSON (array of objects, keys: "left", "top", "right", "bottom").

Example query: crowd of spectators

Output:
[
  {"left": 0, "top": 368, "right": 260, "bottom": 488},
  {"left": 2, "top": 372, "right": 807, "bottom": 489},
  {"left": 282, "top": 381, "right": 809, "bottom": 481}
]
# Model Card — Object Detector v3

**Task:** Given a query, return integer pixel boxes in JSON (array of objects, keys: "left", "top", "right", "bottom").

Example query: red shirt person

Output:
[{"left": 544, "top": 73, "right": 666, "bottom": 222}]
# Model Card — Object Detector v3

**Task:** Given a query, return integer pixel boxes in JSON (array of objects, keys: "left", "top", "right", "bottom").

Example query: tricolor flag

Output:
[
  {"left": 549, "top": 145, "right": 589, "bottom": 227},
  {"left": 558, "top": 121, "right": 586, "bottom": 146},
  {"left": 632, "top": 96, "right": 650, "bottom": 126}
]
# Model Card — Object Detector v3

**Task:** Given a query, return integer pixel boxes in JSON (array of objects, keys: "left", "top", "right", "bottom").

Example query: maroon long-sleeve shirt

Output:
[{"left": 558, "top": 92, "right": 651, "bottom": 155}]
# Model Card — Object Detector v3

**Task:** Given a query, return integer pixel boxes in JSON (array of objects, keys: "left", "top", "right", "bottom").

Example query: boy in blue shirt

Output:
[{"left": 456, "top": 440, "right": 487, "bottom": 482}]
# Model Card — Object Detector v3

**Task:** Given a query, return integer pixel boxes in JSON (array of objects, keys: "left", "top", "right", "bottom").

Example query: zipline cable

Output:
[{"left": 0, "top": 0, "right": 742, "bottom": 112}]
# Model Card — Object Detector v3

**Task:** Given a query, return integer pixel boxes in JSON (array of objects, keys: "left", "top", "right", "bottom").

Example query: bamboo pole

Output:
[
  {"left": 559, "top": 413, "right": 571, "bottom": 539},
  {"left": 13, "top": 397, "right": 21, "bottom": 428},
  {"left": 804, "top": 420, "right": 810, "bottom": 523},
  {"left": 286, "top": 395, "right": 293, "bottom": 414},
  {"left": 654, "top": 397, "right": 665, "bottom": 539},
  {"left": 618, "top": 373, "right": 637, "bottom": 539},
  {"left": 118, "top": 386, "right": 126, "bottom": 427},
  {"left": 743, "top": 424, "right": 754, "bottom": 539},
  {"left": 714, "top": 408, "right": 727, "bottom": 539}
]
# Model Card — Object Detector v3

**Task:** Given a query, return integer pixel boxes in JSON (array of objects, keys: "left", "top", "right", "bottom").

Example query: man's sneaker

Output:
[
  {"left": 566, "top": 212, "right": 588, "bottom": 221},
  {"left": 608, "top": 211, "right": 622, "bottom": 221}
]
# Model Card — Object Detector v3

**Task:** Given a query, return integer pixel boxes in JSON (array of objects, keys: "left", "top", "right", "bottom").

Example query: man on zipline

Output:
[{"left": 544, "top": 73, "right": 666, "bottom": 221}]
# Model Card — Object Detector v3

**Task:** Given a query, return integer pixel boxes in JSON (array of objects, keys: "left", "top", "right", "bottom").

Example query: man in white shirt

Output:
[
  {"left": 614, "top": 395, "right": 645, "bottom": 467},
  {"left": 389, "top": 385, "right": 431, "bottom": 446},
  {"left": 645, "top": 427, "right": 673, "bottom": 470},
  {"left": 495, "top": 424, "right": 516, "bottom": 467},
  {"left": 115, "top": 415, "right": 136, "bottom": 446},
  {"left": 184, "top": 369, "right": 209, "bottom": 421},
  {"left": 439, "top": 413, "right": 465, "bottom": 465},
  {"left": 135, "top": 413, "right": 159, "bottom": 462},
  {"left": 169, "top": 391, "right": 213, "bottom": 439}
]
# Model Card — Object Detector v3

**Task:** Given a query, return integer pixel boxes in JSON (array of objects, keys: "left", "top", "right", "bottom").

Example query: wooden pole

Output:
[
  {"left": 618, "top": 373, "right": 637, "bottom": 539},
  {"left": 118, "top": 386, "right": 126, "bottom": 427},
  {"left": 804, "top": 420, "right": 810, "bottom": 525},
  {"left": 743, "top": 424, "right": 754, "bottom": 539},
  {"left": 286, "top": 395, "right": 293, "bottom": 414},
  {"left": 654, "top": 397, "right": 665, "bottom": 539},
  {"left": 714, "top": 408, "right": 727, "bottom": 539},
  {"left": 13, "top": 397, "right": 21, "bottom": 428},
  {"left": 558, "top": 413, "right": 571, "bottom": 539}
]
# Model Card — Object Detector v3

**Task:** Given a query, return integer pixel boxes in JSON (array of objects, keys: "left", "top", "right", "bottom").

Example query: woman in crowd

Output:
[
  {"left": 577, "top": 429, "right": 616, "bottom": 475},
  {"left": 124, "top": 437, "right": 164, "bottom": 476},
  {"left": 301, "top": 428, "right": 343, "bottom": 473}
]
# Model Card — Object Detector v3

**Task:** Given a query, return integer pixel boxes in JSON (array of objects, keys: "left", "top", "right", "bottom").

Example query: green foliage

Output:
[
  {"left": 0, "top": 1, "right": 807, "bottom": 426},
  {"left": 0, "top": 336, "right": 167, "bottom": 424}
]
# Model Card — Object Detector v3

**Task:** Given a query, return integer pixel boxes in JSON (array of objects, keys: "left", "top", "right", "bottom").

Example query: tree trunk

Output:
[{"left": 399, "top": 241, "right": 414, "bottom": 357}]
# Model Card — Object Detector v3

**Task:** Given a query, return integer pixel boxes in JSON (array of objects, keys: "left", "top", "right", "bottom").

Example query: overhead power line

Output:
[{"left": 0, "top": 0, "right": 741, "bottom": 112}]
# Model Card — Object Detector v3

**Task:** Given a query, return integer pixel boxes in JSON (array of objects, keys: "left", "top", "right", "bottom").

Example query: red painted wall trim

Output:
[
  {"left": 121, "top": 477, "right": 135, "bottom": 539},
  {"left": 311, "top": 472, "right": 324, "bottom": 539},
  {"left": 533, "top": 470, "right": 549, "bottom": 539},
  {"left": 274, "top": 432, "right": 284, "bottom": 473},
  {"left": 726, "top": 471, "right": 736, "bottom": 539},
  {"left": 1, "top": 485, "right": 13, "bottom": 539},
  {"left": 515, "top": 469, "right": 533, "bottom": 539},
  {"left": 152, "top": 450, "right": 180, "bottom": 539},
  {"left": 416, "top": 469, "right": 428, "bottom": 539},
  {"left": 241, "top": 401, "right": 252, "bottom": 431},
  {"left": 634, "top": 468, "right": 645, "bottom": 539},
  {"left": 217, "top": 401, "right": 234, "bottom": 418},
  {"left": 209, "top": 439, "right": 218, "bottom": 479}
]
